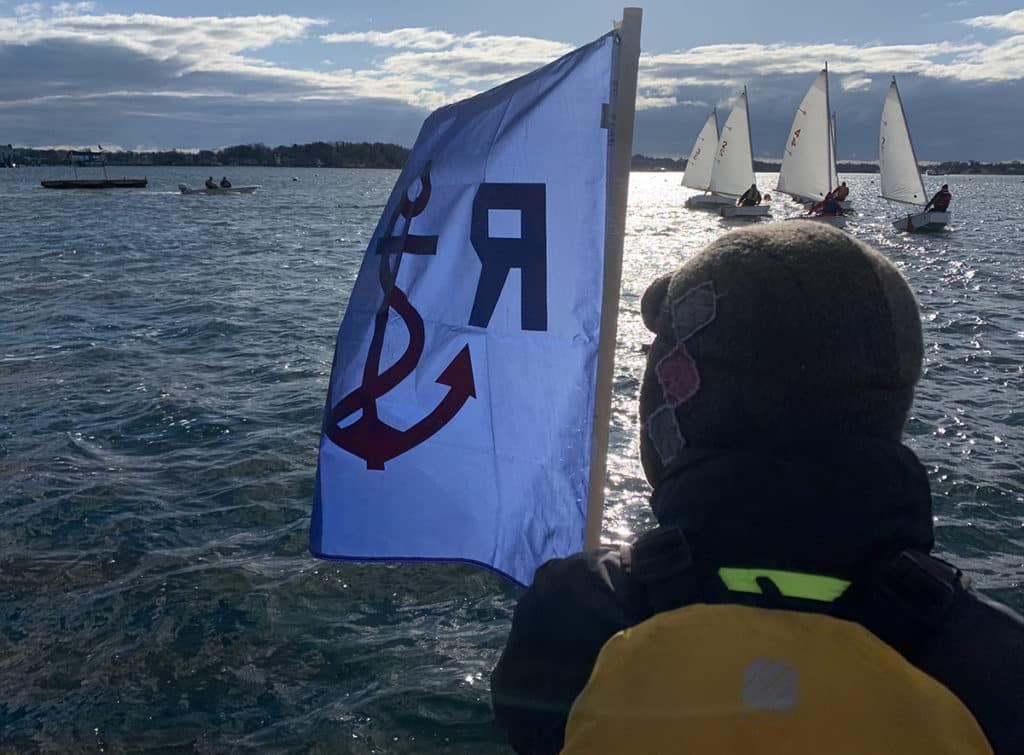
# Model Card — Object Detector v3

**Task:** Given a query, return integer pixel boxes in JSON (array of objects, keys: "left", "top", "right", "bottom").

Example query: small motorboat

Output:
[{"left": 178, "top": 184, "right": 260, "bottom": 195}]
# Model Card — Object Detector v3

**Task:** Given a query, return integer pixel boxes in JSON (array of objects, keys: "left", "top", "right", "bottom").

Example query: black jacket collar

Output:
[{"left": 648, "top": 439, "right": 934, "bottom": 579}]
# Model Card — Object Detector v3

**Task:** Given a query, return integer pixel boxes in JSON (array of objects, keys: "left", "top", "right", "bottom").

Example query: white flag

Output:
[{"left": 312, "top": 25, "right": 632, "bottom": 586}]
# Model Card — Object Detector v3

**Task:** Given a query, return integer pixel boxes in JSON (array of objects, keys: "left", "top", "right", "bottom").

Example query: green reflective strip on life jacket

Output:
[{"left": 718, "top": 568, "right": 851, "bottom": 602}]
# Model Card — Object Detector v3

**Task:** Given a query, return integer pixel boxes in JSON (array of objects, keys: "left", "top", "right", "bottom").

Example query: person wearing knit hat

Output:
[{"left": 491, "top": 222, "right": 1024, "bottom": 755}]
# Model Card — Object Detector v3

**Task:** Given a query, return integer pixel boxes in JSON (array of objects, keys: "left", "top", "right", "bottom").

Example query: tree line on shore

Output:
[
  {"left": 5, "top": 141, "right": 1023, "bottom": 175},
  {"left": 630, "top": 153, "right": 1024, "bottom": 175},
  {"left": 9, "top": 141, "right": 410, "bottom": 169}
]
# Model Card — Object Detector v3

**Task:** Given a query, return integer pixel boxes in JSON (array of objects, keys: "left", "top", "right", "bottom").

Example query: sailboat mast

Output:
[
  {"left": 742, "top": 86, "right": 755, "bottom": 184},
  {"left": 824, "top": 61, "right": 834, "bottom": 194}
]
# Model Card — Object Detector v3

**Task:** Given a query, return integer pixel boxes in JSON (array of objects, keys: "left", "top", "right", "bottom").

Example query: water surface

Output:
[{"left": 2, "top": 167, "right": 1022, "bottom": 752}]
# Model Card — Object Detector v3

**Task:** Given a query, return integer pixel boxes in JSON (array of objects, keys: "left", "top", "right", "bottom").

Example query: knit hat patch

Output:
[
  {"left": 646, "top": 405, "right": 686, "bottom": 466},
  {"left": 671, "top": 281, "right": 717, "bottom": 342},
  {"left": 656, "top": 344, "right": 700, "bottom": 407},
  {"left": 655, "top": 281, "right": 716, "bottom": 408}
]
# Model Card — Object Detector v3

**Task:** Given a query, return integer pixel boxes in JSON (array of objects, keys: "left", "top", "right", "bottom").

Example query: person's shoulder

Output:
[
  {"left": 517, "top": 547, "right": 638, "bottom": 624},
  {"left": 492, "top": 549, "right": 643, "bottom": 754},
  {"left": 917, "top": 578, "right": 1024, "bottom": 670},
  {"left": 917, "top": 587, "right": 1024, "bottom": 754},
  {"left": 951, "top": 586, "right": 1024, "bottom": 642}
]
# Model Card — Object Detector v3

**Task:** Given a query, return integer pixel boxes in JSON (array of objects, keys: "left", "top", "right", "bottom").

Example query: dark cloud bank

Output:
[{"left": 2, "top": 37, "right": 1020, "bottom": 161}]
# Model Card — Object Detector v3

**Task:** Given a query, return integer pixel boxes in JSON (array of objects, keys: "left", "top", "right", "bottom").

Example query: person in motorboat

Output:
[
  {"left": 737, "top": 183, "right": 761, "bottom": 207},
  {"left": 205, "top": 176, "right": 217, "bottom": 189},
  {"left": 220, "top": 176, "right": 232, "bottom": 188},
  {"left": 924, "top": 184, "right": 951, "bottom": 212},
  {"left": 491, "top": 222, "right": 1024, "bottom": 755}
]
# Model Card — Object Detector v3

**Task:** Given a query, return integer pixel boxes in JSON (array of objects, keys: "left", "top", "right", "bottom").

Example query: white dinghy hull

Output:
[
  {"left": 720, "top": 205, "right": 770, "bottom": 218},
  {"left": 685, "top": 193, "right": 735, "bottom": 209},
  {"left": 806, "top": 214, "right": 847, "bottom": 227},
  {"left": 892, "top": 210, "right": 950, "bottom": 232},
  {"left": 811, "top": 199, "right": 853, "bottom": 212},
  {"left": 798, "top": 198, "right": 853, "bottom": 212}
]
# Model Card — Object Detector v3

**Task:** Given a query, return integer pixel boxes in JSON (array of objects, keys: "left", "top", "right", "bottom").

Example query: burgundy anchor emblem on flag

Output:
[{"left": 325, "top": 164, "right": 476, "bottom": 470}]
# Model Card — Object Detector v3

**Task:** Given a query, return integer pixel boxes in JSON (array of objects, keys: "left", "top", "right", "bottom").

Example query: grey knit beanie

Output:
[{"left": 638, "top": 221, "right": 924, "bottom": 486}]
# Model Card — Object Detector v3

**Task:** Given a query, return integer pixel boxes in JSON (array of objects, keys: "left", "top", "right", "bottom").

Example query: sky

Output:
[{"left": 1, "top": 1, "right": 1022, "bottom": 161}]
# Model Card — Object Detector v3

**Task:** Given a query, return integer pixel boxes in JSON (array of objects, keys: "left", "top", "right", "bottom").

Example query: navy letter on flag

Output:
[{"left": 311, "top": 31, "right": 617, "bottom": 586}]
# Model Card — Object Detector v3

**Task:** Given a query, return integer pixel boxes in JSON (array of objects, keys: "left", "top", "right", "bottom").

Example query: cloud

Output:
[
  {"left": 14, "top": 2, "right": 42, "bottom": 17},
  {"left": 53, "top": 1, "right": 95, "bottom": 15},
  {"left": 321, "top": 27, "right": 458, "bottom": 51},
  {"left": 636, "top": 95, "right": 679, "bottom": 109},
  {"left": 324, "top": 27, "right": 573, "bottom": 90},
  {"left": 962, "top": 8, "right": 1024, "bottom": 32},
  {"left": 0, "top": 12, "right": 569, "bottom": 114},
  {"left": 0, "top": 13, "right": 332, "bottom": 94},
  {"left": 639, "top": 40, "right": 990, "bottom": 83},
  {"left": 3, "top": 9, "right": 1024, "bottom": 159},
  {"left": 16, "top": 1, "right": 96, "bottom": 18},
  {"left": 841, "top": 75, "right": 872, "bottom": 91}
]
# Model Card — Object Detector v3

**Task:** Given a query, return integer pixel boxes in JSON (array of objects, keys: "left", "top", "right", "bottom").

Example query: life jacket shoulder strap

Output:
[
  {"left": 628, "top": 525, "right": 702, "bottom": 615},
  {"left": 833, "top": 550, "right": 967, "bottom": 652},
  {"left": 629, "top": 526, "right": 965, "bottom": 650}
]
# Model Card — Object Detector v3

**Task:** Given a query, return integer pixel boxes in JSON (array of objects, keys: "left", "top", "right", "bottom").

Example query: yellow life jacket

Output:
[{"left": 562, "top": 601, "right": 993, "bottom": 754}]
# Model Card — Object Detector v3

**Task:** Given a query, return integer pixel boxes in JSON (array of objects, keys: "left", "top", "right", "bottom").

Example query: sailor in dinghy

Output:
[
  {"left": 879, "top": 77, "right": 950, "bottom": 232},
  {"left": 924, "top": 184, "right": 952, "bottom": 213},
  {"left": 715, "top": 87, "right": 770, "bottom": 219},
  {"left": 776, "top": 65, "right": 850, "bottom": 222}
]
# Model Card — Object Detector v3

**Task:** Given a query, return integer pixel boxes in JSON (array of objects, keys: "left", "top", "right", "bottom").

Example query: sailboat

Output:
[
  {"left": 682, "top": 110, "right": 731, "bottom": 208},
  {"left": 776, "top": 65, "right": 848, "bottom": 215},
  {"left": 714, "top": 87, "right": 769, "bottom": 218},
  {"left": 879, "top": 77, "right": 949, "bottom": 232}
]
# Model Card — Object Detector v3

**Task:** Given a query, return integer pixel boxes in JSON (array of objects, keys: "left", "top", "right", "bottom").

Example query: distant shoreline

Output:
[
  {"left": 3, "top": 142, "right": 1023, "bottom": 175},
  {"left": 0, "top": 141, "right": 409, "bottom": 170},
  {"left": 631, "top": 154, "right": 1024, "bottom": 176}
]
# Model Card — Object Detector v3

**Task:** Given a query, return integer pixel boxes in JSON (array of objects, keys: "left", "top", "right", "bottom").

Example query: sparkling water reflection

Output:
[{"left": 1, "top": 167, "right": 1021, "bottom": 751}]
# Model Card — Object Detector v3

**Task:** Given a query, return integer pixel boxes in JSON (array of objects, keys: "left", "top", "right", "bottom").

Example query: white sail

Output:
[
  {"left": 709, "top": 88, "right": 754, "bottom": 198},
  {"left": 879, "top": 78, "right": 926, "bottom": 206},
  {"left": 830, "top": 113, "right": 839, "bottom": 188},
  {"left": 777, "top": 69, "right": 833, "bottom": 202},
  {"left": 682, "top": 110, "right": 718, "bottom": 191}
]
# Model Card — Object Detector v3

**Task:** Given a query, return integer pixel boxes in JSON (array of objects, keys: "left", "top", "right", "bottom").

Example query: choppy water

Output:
[{"left": 2, "top": 166, "right": 1022, "bottom": 752}]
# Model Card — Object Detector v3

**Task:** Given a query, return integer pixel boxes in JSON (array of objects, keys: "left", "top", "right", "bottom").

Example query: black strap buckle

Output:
[
  {"left": 880, "top": 550, "right": 961, "bottom": 628},
  {"left": 835, "top": 549, "right": 963, "bottom": 653}
]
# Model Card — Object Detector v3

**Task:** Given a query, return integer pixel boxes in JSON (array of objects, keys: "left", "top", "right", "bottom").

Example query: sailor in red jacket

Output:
[{"left": 924, "top": 183, "right": 952, "bottom": 211}]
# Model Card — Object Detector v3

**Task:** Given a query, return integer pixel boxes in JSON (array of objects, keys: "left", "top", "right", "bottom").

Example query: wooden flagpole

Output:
[{"left": 584, "top": 7, "right": 642, "bottom": 551}]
